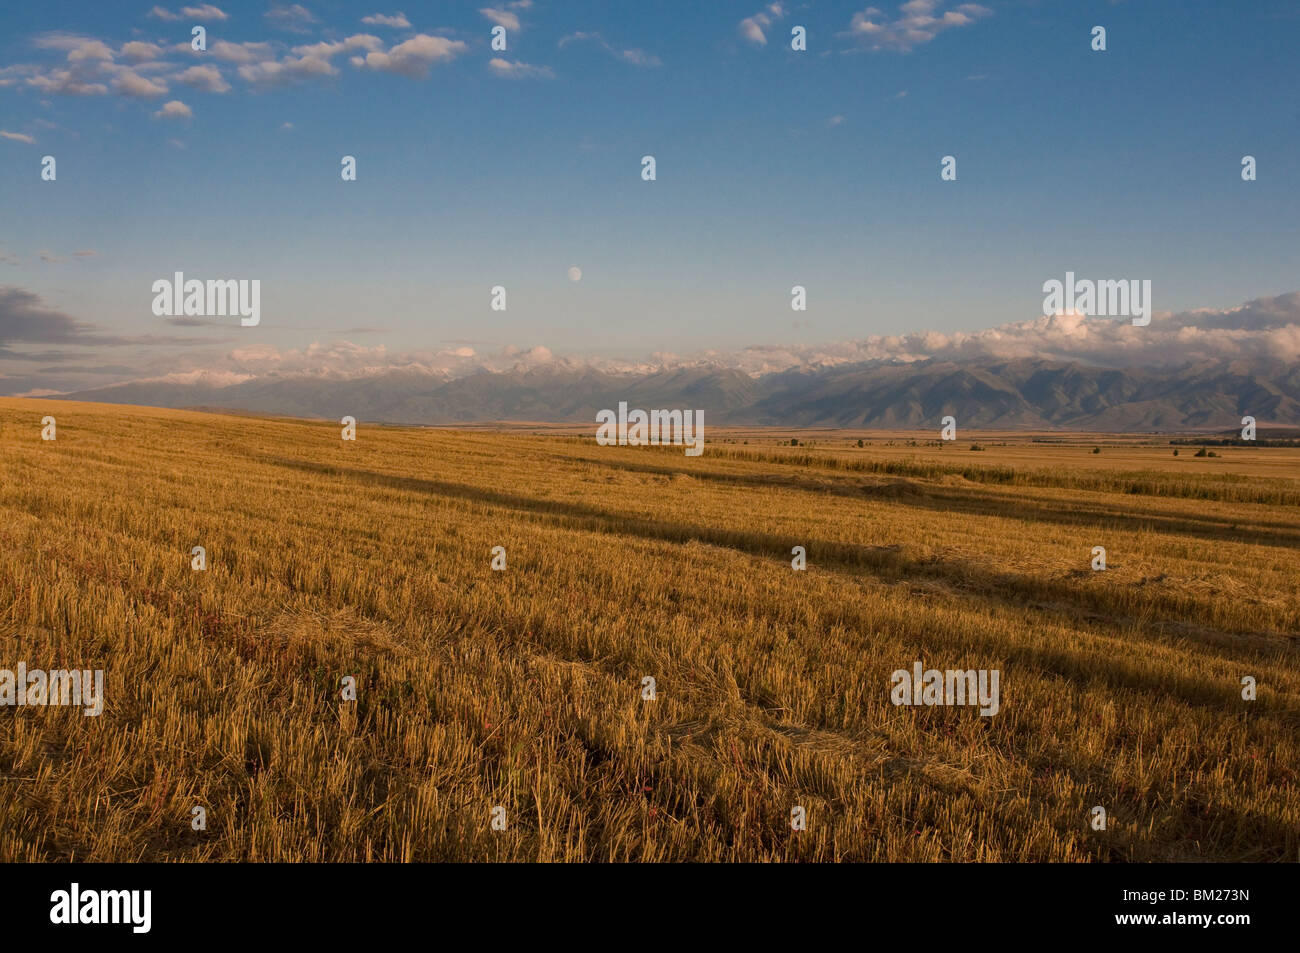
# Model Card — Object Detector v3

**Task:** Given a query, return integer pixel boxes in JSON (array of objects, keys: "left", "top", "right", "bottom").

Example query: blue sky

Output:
[{"left": 1, "top": 0, "right": 1298, "bottom": 393}]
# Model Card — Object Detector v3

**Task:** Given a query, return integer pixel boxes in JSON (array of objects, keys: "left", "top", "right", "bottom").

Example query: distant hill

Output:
[{"left": 57, "top": 357, "right": 1300, "bottom": 432}]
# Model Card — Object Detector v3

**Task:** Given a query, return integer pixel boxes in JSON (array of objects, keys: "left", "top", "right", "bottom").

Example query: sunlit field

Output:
[{"left": 1, "top": 398, "right": 1296, "bottom": 862}]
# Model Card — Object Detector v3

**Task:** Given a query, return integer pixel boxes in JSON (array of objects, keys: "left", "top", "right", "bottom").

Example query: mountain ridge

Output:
[{"left": 51, "top": 356, "right": 1300, "bottom": 432}]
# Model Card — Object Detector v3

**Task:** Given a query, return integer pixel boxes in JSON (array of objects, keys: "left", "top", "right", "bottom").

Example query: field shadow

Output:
[
  {"left": 549, "top": 451, "right": 1300, "bottom": 552},
  {"left": 257, "top": 454, "right": 1299, "bottom": 670}
]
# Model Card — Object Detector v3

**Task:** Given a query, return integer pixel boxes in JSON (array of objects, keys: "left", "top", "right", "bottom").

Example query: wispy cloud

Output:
[
  {"left": 265, "top": 3, "right": 317, "bottom": 33},
  {"left": 480, "top": 7, "right": 521, "bottom": 32},
  {"left": 479, "top": 0, "right": 533, "bottom": 32},
  {"left": 148, "top": 4, "right": 228, "bottom": 21},
  {"left": 558, "top": 32, "right": 661, "bottom": 67},
  {"left": 739, "top": 3, "right": 785, "bottom": 47},
  {"left": 209, "top": 40, "right": 275, "bottom": 63},
  {"left": 487, "top": 58, "right": 553, "bottom": 79},
  {"left": 0, "top": 130, "right": 36, "bottom": 143}
]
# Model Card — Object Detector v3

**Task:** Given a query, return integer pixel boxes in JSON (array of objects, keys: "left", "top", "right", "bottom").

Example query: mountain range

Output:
[{"left": 54, "top": 357, "right": 1300, "bottom": 432}]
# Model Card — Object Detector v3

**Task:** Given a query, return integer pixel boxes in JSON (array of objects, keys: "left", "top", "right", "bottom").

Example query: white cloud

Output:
[
  {"left": 363, "top": 34, "right": 466, "bottom": 77},
  {"left": 180, "top": 4, "right": 228, "bottom": 19},
  {"left": 25, "top": 70, "right": 108, "bottom": 96},
  {"left": 487, "top": 57, "right": 553, "bottom": 79},
  {"left": 361, "top": 13, "right": 411, "bottom": 28},
  {"left": 738, "top": 3, "right": 786, "bottom": 47},
  {"left": 210, "top": 40, "right": 275, "bottom": 63},
  {"left": 153, "top": 99, "right": 193, "bottom": 119},
  {"left": 114, "top": 69, "right": 169, "bottom": 97},
  {"left": 292, "top": 35, "right": 383, "bottom": 58},
  {"left": 174, "top": 64, "right": 230, "bottom": 92},
  {"left": 0, "top": 130, "right": 36, "bottom": 143},
  {"left": 13, "top": 290, "right": 1300, "bottom": 403},
  {"left": 66, "top": 40, "right": 115, "bottom": 63},
  {"left": 238, "top": 55, "right": 336, "bottom": 85},
  {"left": 558, "top": 32, "right": 661, "bottom": 68},
  {"left": 745, "top": 293, "right": 1300, "bottom": 372},
  {"left": 120, "top": 41, "right": 164, "bottom": 62},
  {"left": 848, "top": 1, "right": 992, "bottom": 52},
  {"left": 265, "top": 3, "right": 318, "bottom": 32},
  {"left": 150, "top": 4, "right": 227, "bottom": 20},
  {"left": 32, "top": 32, "right": 103, "bottom": 52},
  {"left": 480, "top": 8, "right": 520, "bottom": 32}
]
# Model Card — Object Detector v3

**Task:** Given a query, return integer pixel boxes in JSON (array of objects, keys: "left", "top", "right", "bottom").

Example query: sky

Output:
[{"left": 1, "top": 0, "right": 1299, "bottom": 395}]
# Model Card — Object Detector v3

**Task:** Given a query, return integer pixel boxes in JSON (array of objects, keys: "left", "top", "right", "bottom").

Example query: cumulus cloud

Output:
[
  {"left": 847, "top": 1, "right": 992, "bottom": 52},
  {"left": 292, "top": 35, "right": 383, "bottom": 58},
  {"left": 10, "top": 289, "right": 1299, "bottom": 402},
  {"left": 153, "top": 99, "right": 193, "bottom": 119},
  {"left": 238, "top": 54, "right": 335, "bottom": 85},
  {"left": 718, "top": 292, "right": 1300, "bottom": 374},
  {"left": 66, "top": 40, "right": 115, "bottom": 62},
  {"left": 24, "top": 69, "right": 108, "bottom": 96},
  {"left": 114, "top": 69, "right": 169, "bottom": 97},
  {"left": 361, "top": 13, "right": 411, "bottom": 28},
  {"left": 2, "top": 15, "right": 468, "bottom": 110},
  {"left": 174, "top": 64, "right": 230, "bottom": 92},
  {"left": 181, "top": 4, "right": 228, "bottom": 18},
  {"left": 13, "top": 35, "right": 136, "bottom": 98},
  {"left": 209, "top": 40, "right": 275, "bottom": 63},
  {"left": 362, "top": 34, "right": 466, "bottom": 77},
  {"left": 739, "top": 3, "right": 785, "bottom": 47},
  {"left": 480, "top": 7, "right": 521, "bottom": 32},
  {"left": 120, "top": 41, "right": 164, "bottom": 62}
]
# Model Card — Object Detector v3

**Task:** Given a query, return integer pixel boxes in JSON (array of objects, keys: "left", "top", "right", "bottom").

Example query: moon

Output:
[{"left": 567, "top": 266, "right": 582, "bottom": 283}]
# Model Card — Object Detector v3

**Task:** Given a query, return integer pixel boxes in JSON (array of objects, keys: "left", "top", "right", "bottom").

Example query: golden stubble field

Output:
[{"left": 1, "top": 397, "right": 1297, "bottom": 862}]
